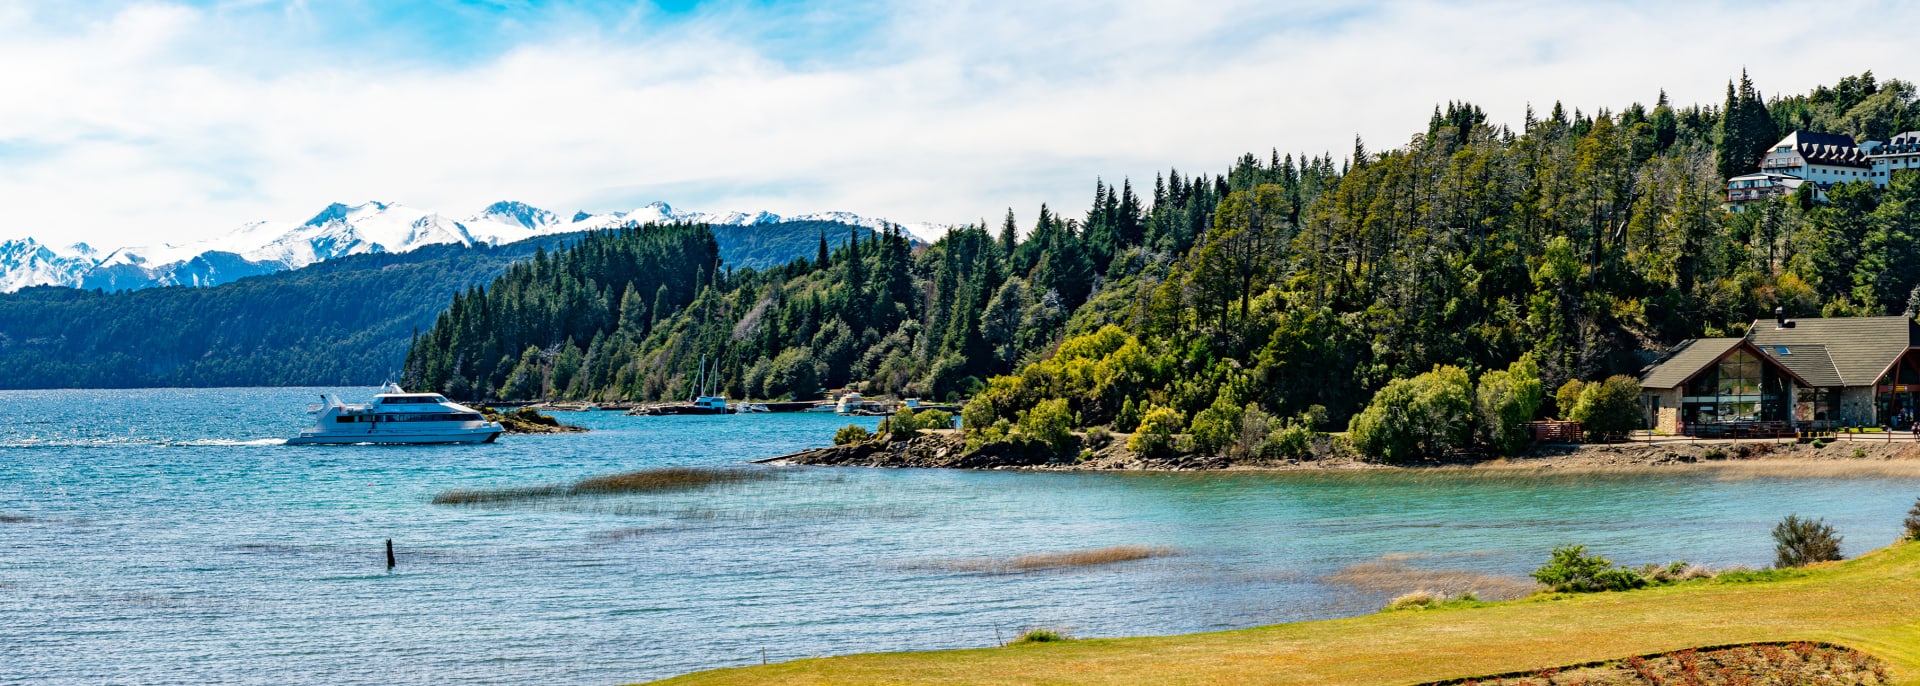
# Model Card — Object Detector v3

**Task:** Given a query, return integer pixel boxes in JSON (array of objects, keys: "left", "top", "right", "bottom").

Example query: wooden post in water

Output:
[{"left": 386, "top": 539, "right": 396, "bottom": 569}]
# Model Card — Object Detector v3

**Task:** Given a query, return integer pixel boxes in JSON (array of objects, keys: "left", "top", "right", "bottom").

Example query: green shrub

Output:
[
  {"left": 1475, "top": 353, "right": 1545, "bottom": 455},
  {"left": 1554, "top": 379, "right": 1586, "bottom": 420},
  {"left": 1230, "top": 403, "right": 1273, "bottom": 458},
  {"left": 1188, "top": 395, "right": 1243, "bottom": 456},
  {"left": 1570, "top": 375, "right": 1644, "bottom": 440},
  {"left": 833, "top": 424, "right": 872, "bottom": 445},
  {"left": 1811, "top": 438, "right": 1828, "bottom": 449},
  {"left": 1010, "top": 628, "right": 1068, "bottom": 645},
  {"left": 1348, "top": 365, "right": 1474, "bottom": 462},
  {"left": 962, "top": 394, "right": 1001, "bottom": 433},
  {"left": 1853, "top": 447, "right": 1868, "bottom": 459},
  {"left": 1702, "top": 447, "right": 1727, "bottom": 460},
  {"left": 878, "top": 407, "right": 920, "bottom": 440},
  {"left": 1264, "top": 423, "right": 1312, "bottom": 459},
  {"left": 1083, "top": 426, "right": 1113, "bottom": 450},
  {"left": 918, "top": 409, "right": 954, "bottom": 431},
  {"left": 1906, "top": 497, "right": 1920, "bottom": 541},
  {"left": 1127, "top": 406, "right": 1184, "bottom": 456},
  {"left": 1530, "top": 544, "right": 1647, "bottom": 593},
  {"left": 1774, "top": 514, "right": 1843, "bottom": 568},
  {"left": 1018, "top": 398, "right": 1078, "bottom": 455},
  {"left": 1113, "top": 398, "right": 1143, "bottom": 433},
  {"left": 965, "top": 418, "right": 1013, "bottom": 451}
]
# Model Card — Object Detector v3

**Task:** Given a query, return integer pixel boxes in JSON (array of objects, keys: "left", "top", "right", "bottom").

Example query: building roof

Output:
[
  {"left": 1754, "top": 343, "right": 1842, "bottom": 387},
  {"left": 1871, "top": 131, "right": 1920, "bottom": 156},
  {"left": 1746, "top": 316, "right": 1920, "bottom": 386},
  {"left": 1777, "top": 131, "right": 1870, "bottom": 169},
  {"left": 1640, "top": 337, "right": 1744, "bottom": 389}
]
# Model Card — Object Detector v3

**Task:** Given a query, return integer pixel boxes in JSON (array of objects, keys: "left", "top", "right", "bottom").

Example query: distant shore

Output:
[{"left": 764, "top": 430, "right": 1920, "bottom": 475}]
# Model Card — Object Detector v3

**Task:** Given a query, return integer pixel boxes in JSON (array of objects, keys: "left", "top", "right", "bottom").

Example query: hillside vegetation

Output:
[
  {"left": 406, "top": 72, "right": 1920, "bottom": 457},
  {"left": 0, "top": 220, "right": 887, "bottom": 389}
]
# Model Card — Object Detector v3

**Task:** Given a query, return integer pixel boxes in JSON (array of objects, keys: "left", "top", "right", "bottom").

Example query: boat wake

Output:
[{"left": 0, "top": 437, "right": 287, "bottom": 448}]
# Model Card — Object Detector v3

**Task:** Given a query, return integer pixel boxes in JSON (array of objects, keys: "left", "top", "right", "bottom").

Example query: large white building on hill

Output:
[{"left": 1728, "top": 130, "right": 1920, "bottom": 211}]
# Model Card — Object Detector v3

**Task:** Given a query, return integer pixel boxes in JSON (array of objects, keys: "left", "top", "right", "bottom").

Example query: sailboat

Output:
[{"left": 688, "top": 355, "right": 734, "bottom": 415}]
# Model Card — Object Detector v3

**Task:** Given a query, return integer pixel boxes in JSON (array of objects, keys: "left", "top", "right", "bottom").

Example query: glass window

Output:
[{"left": 1716, "top": 350, "right": 1761, "bottom": 396}]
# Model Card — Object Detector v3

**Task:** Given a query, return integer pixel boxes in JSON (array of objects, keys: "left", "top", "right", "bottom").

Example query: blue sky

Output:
[{"left": 1, "top": 0, "right": 1916, "bottom": 247}]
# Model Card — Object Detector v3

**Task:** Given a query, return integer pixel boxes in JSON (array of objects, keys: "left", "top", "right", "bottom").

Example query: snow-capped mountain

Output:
[{"left": 0, "top": 200, "right": 953, "bottom": 293}]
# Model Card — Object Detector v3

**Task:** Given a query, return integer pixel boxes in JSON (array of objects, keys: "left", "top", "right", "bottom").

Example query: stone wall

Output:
[{"left": 1840, "top": 386, "right": 1877, "bottom": 426}]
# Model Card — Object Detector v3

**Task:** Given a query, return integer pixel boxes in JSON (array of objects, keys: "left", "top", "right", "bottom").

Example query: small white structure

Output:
[{"left": 1725, "top": 172, "right": 1817, "bottom": 211}]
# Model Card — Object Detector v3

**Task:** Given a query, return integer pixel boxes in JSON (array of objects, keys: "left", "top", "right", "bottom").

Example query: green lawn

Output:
[{"left": 648, "top": 541, "right": 1920, "bottom": 685}]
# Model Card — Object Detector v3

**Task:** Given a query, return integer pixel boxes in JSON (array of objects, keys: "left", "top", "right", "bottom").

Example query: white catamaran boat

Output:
[{"left": 288, "top": 384, "right": 504, "bottom": 445}]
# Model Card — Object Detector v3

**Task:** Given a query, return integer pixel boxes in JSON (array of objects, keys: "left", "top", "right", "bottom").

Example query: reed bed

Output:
[
  {"left": 1324, "top": 556, "right": 1541, "bottom": 601},
  {"left": 431, "top": 467, "right": 774, "bottom": 506},
  {"left": 918, "top": 545, "right": 1177, "bottom": 574}
]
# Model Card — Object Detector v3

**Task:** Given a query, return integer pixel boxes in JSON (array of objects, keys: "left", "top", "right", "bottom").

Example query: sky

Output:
[{"left": 2, "top": 0, "right": 1919, "bottom": 248}]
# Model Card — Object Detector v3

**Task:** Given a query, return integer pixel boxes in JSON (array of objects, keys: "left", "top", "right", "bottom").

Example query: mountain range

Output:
[{"left": 0, "top": 200, "right": 952, "bottom": 293}]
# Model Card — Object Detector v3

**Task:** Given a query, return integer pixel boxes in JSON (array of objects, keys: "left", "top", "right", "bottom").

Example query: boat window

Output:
[{"left": 373, "top": 413, "right": 483, "bottom": 422}]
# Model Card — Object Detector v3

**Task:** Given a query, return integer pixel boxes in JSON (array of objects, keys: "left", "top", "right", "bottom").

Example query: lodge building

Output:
[
  {"left": 1638, "top": 314, "right": 1920, "bottom": 434},
  {"left": 1726, "top": 130, "right": 1920, "bottom": 212}
]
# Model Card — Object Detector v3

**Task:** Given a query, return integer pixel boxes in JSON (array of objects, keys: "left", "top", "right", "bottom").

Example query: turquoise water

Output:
[{"left": 3, "top": 387, "right": 1919, "bottom": 684}]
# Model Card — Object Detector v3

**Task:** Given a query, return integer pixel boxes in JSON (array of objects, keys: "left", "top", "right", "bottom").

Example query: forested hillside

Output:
[
  {"left": 405, "top": 71, "right": 1920, "bottom": 448},
  {"left": 0, "top": 220, "right": 888, "bottom": 389}
]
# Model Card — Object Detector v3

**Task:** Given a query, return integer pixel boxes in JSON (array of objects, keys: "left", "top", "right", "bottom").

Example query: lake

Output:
[{"left": 3, "top": 387, "right": 1917, "bottom": 684}]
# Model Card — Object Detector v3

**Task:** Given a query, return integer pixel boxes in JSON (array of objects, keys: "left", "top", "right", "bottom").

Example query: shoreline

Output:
[{"left": 763, "top": 431, "right": 1920, "bottom": 476}]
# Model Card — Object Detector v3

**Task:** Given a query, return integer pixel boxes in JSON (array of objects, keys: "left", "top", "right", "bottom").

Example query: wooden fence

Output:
[{"left": 1527, "top": 420, "right": 1583, "bottom": 444}]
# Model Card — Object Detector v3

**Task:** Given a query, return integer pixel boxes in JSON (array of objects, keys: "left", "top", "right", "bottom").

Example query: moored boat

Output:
[{"left": 288, "top": 384, "right": 504, "bottom": 445}]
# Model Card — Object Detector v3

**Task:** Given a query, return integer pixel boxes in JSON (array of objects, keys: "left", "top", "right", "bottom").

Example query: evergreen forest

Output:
[
  {"left": 0, "top": 220, "right": 892, "bottom": 389},
  {"left": 401, "top": 71, "right": 1920, "bottom": 459}
]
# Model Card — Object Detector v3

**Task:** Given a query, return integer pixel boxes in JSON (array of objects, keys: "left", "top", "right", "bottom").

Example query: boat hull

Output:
[{"left": 286, "top": 428, "right": 503, "bottom": 445}]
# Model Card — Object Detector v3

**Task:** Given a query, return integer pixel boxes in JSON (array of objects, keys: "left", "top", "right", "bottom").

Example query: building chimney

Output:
[{"left": 1775, "top": 306, "right": 1794, "bottom": 329}]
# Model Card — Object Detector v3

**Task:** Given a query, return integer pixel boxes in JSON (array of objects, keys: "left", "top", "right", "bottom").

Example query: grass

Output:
[
  {"left": 432, "top": 467, "right": 772, "bottom": 505},
  {"left": 646, "top": 541, "right": 1920, "bottom": 686}
]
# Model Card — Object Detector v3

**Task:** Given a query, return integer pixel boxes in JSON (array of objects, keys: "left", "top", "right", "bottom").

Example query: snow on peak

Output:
[
  {"left": 0, "top": 199, "right": 952, "bottom": 293},
  {"left": 472, "top": 201, "right": 560, "bottom": 230}
]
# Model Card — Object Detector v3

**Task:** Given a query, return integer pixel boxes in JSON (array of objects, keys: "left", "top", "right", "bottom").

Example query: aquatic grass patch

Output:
[
  {"left": 431, "top": 467, "right": 777, "bottom": 506},
  {"left": 1008, "top": 545, "right": 1173, "bottom": 571},
  {"left": 916, "top": 545, "right": 1177, "bottom": 574},
  {"left": 1382, "top": 589, "right": 1485, "bottom": 612},
  {"left": 1325, "top": 556, "right": 1541, "bottom": 601}
]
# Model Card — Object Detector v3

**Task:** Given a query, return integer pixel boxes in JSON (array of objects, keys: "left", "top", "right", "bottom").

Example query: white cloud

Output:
[{"left": 0, "top": 0, "right": 1914, "bottom": 247}]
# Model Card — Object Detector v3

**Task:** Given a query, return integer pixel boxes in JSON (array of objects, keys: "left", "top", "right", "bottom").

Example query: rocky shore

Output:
[
  {"left": 762, "top": 429, "right": 1920, "bottom": 473},
  {"left": 481, "top": 406, "right": 589, "bottom": 434}
]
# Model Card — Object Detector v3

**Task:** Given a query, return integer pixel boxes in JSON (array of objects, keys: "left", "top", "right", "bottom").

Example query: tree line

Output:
[{"left": 403, "top": 71, "right": 1920, "bottom": 461}]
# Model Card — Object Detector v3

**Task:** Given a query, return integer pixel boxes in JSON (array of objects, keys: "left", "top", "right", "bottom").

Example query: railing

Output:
[{"left": 1527, "top": 420, "right": 1582, "bottom": 443}]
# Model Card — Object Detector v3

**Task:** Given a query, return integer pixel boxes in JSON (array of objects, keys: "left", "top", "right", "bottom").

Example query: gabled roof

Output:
[
  {"left": 1747, "top": 316, "right": 1920, "bottom": 386},
  {"left": 1754, "top": 343, "right": 1841, "bottom": 387},
  {"left": 1640, "top": 338, "right": 1744, "bottom": 389},
  {"left": 1776, "top": 131, "right": 1870, "bottom": 169}
]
